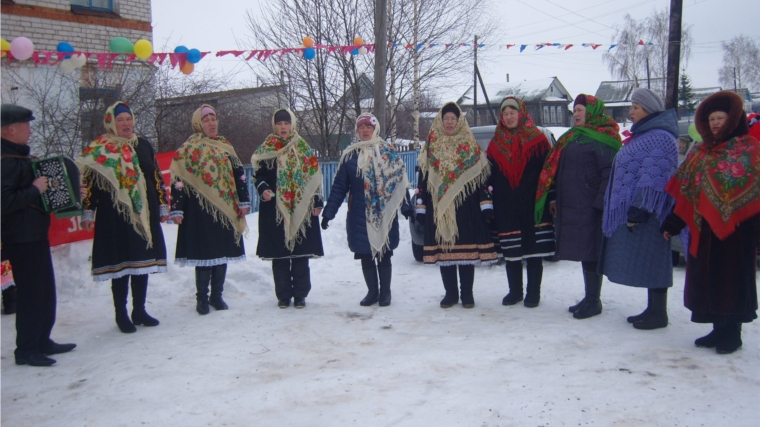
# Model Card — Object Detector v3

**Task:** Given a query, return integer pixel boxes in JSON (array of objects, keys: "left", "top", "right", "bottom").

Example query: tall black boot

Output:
[
  {"left": 209, "top": 264, "right": 229, "bottom": 310},
  {"left": 695, "top": 323, "right": 723, "bottom": 348},
  {"left": 633, "top": 289, "right": 668, "bottom": 330},
  {"left": 195, "top": 267, "right": 211, "bottom": 315},
  {"left": 716, "top": 323, "right": 742, "bottom": 354},
  {"left": 627, "top": 289, "right": 652, "bottom": 323},
  {"left": 377, "top": 256, "right": 392, "bottom": 307},
  {"left": 112, "top": 277, "right": 136, "bottom": 333},
  {"left": 2, "top": 286, "right": 17, "bottom": 315},
  {"left": 360, "top": 257, "right": 379, "bottom": 306},
  {"left": 439, "top": 266, "right": 459, "bottom": 308},
  {"left": 573, "top": 270, "right": 603, "bottom": 319},
  {"left": 524, "top": 258, "right": 543, "bottom": 308},
  {"left": 459, "top": 265, "right": 475, "bottom": 309},
  {"left": 130, "top": 275, "right": 159, "bottom": 327},
  {"left": 502, "top": 261, "right": 524, "bottom": 306}
]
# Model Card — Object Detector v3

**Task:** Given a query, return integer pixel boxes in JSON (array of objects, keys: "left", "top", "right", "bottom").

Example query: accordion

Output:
[{"left": 31, "top": 155, "right": 82, "bottom": 218}]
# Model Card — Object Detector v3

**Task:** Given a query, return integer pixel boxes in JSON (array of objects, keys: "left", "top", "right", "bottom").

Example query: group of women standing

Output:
[{"left": 76, "top": 87, "right": 758, "bottom": 355}]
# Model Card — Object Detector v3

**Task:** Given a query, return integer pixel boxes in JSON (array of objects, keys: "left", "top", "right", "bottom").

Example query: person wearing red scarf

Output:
[
  {"left": 486, "top": 96, "right": 554, "bottom": 308},
  {"left": 661, "top": 91, "right": 760, "bottom": 354}
]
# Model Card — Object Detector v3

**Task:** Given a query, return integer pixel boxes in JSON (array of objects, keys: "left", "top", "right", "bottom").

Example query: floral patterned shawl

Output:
[
  {"left": 171, "top": 104, "right": 247, "bottom": 240},
  {"left": 534, "top": 94, "right": 621, "bottom": 223},
  {"left": 339, "top": 113, "right": 408, "bottom": 259},
  {"left": 486, "top": 96, "right": 550, "bottom": 189},
  {"left": 418, "top": 102, "right": 490, "bottom": 249},
  {"left": 665, "top": 135, "right": 760, "bottom": 257},
  {"left": 251, "top": 109, "right": 323, "bottom": 251},
  {"left": 77, "top": 101, "right": 152, "bottom": 245}
]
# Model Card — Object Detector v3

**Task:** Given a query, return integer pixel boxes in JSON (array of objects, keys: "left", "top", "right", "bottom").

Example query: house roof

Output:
[
  {"left": 594, "top": 79, "right": 666, "bottom": 104},
  {"left": 458, "top": 77, "right": 572, "bottom": 107},
  {"left": 157, "top": 85, "right": 286, "bottom": 106}
]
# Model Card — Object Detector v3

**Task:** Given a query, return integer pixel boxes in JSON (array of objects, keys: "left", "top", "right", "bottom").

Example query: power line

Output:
[{"left": 514, "top": 0, "right": 611, "bottom": 40}]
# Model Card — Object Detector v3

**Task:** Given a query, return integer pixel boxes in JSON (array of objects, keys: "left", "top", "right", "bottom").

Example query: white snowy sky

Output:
[{"left": 151, "top": 0, "right": 759, "bottom": 99}]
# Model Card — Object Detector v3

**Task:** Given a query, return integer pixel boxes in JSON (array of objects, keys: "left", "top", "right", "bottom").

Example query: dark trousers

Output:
[
  {"left": 440, "top": 265, "right": 475, "bottom": 290},
  {"left": 272, "top": 258, "right": 311, "bottom": 300},
  {"left": 5, "top": 240, "right": 57, "bottom": 358},
  {"left": 359, "top": 254, "right": 392, "bottom": 285}
]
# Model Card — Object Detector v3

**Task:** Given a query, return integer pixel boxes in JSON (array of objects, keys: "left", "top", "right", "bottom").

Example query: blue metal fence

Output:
[{"left": 243, "top": 150, "right": 419, "bottom": 213}]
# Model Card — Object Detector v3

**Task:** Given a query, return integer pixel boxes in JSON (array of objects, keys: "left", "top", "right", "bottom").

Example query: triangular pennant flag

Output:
[
  {"left": 405, "top": 43, "right": 413, "bottom": 50},
  {"left": 49, "top": 52, "right": 66, "bottom": 66},
  {"left": 245, "top": 50, "right": 258, "bottom": 61},
  {"left": 146, "top": 54, "right": 158, "bottom": 65},
  {"left": 564, "top": 44, "right": 573, "bottom": 50},
  {"left": 506, "top": 44, "right": 515, "bottom": 49},
  {"left": 156, "top": 53, "right": 168, "bottom": 65},
  {"left": 327, "top": 46, "right": 340, "bottom": 54},
  {"left": 169, "top": 53, "right": 180, "bottom": 68},
  {"left": 32, "top": 52, "right": 41, "bottom": 66},
  {"left": 607, "top": 44, "right": 617, "bottom": 51},
  {"left": 519, "top": 45, "right": 527, "bottom": 52},
  {"left": 124, "top": 54, "right": 136, "bottom": 64},
  {"left": 535, "top": 44, "right": 544, "bottom": 50},
  {"left": 591, "top": 44, "right": 602, "bottom": 50},
  {"left": 638, "top": 40, "right": 645, "bottom": 45},
  {"left": 97, "top": 53, "right": 108, "bottom": 69},
  {"left": 416, "top": 43, "right": 425, "bottom": 51}
]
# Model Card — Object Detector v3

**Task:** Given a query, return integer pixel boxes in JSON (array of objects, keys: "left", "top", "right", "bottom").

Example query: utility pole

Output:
[
  {"left": 473, "top": 35, "right": 478, "bottom": 127},
  {"left": 646, "top": 56, "right": 651, "bottom": 89},
  {"left": 374, "top": 0, "right": 388, "bottom": 138},
  {"left": 733, "top": 67, "right": 737, "bottom": 90},
  {"left": 388, "top": 0, "right": 396, "bottom": 144},
  {"left": 664, "top": 0, "right": 683, "bottom": 112},
  {"left": 412, "top": 0, "right": 420, "bottom": 148}
]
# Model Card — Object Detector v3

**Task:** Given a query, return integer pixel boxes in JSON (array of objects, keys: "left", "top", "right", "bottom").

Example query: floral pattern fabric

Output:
[{"left": 665, "top": 135, "right": 760, "bottom": 256}]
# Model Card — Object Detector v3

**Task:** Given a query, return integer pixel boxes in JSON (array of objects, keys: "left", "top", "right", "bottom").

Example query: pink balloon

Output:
[{"left": 10, "top": 37, "right": 34, "bottom": 61}]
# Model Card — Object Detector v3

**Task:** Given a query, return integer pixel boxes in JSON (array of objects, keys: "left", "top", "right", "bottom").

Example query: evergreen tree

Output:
[{"left": 679, "top": 72, "right": 696, "bottom": 115}]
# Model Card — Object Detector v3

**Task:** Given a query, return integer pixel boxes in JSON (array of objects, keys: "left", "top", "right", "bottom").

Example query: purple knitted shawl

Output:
[{"left": 603, "top": 116, "right": 678, "bottom": 237}]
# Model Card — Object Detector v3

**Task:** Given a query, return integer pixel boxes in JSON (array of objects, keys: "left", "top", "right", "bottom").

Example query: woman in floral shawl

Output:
[
  {"left": 252, "top": 109, "right": 324, "bottom": 309},
  {"left": 661, "top": 90, "right": 759, "bottom": 354},
  {"left": 322, "top": 113, "right": 408, "bottom": 307},
  {"left": 416, "top": 102, "right": 497, "bottom": 309},
  {"left": 79, "top": 101, "right": 169, "bottom": 333},
  {"left": 535, "top": 94, "right": 621, "bottom": 319},
  {"left": 170, "top": 105, "right": 250, "bottom": 315},
  {"left": 486, "top": 96, "right": 554, "bottom": 309}
]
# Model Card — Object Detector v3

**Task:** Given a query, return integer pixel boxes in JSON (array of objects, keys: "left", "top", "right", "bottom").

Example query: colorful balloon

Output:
[
  {"left": 133, "top": 39, "right": 153, "bottom": 60},
  {"left": 59, "top": 58, "right": 76, "bottom": 74},
  {"left": 174, "top": 45, "right": 189, "bottom": 54},
  {"left": 358, "top": 47, "right": 368, "bottom": 55},
  {"left": 350, "top": 48, "right": 359, "bottom": 56},
  {"left": 688, "top": 122, "right": 702, "bottom": 142},
  {"left": 1, "top": 38, "right": 10, "bottom": 58},
  {"left": 9, "top": 37, "right": 34, "bottom": 61},
  {"left": 56, "top": 41, "right": 75, "bottom": 59},
  {"left": 303, "top": 36, "right": 314, "bottom": 48},
  {"left": 186, "top": 48, "right": 201, "bottom": 64},
  {"left": 181, "top": 61, "right": 194, "bottom": 75},
  {"left": 109, "top": 37, "right": 134, "bottom": 54},
  {"left": 304, "top": 47, "right": 316, "bottom": 60},
  {"left": 353, "top": 37, "right": 363, "bottom": 46},
  {"left": 71, "top": 53, "right": 87, "bottom": 68}
]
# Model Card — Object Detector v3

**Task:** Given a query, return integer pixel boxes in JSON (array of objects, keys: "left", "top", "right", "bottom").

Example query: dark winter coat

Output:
[
  {"left": 322, "top": 151, "right": 400, "bottom": 256},
  {"left": 1, "top": 138, "right": 51, "bottom": 244},
  {"left": 171, "top": 164, "right": 249, "bottom": 266},
  {"left": 553, "top": 135, "right": 616, "bottom": 262},
  {"left": 254, "top": 161, "right": 324, "bottom": 260}
]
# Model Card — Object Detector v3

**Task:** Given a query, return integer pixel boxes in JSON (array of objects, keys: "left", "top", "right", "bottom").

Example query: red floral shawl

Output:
[
  {"left": 665, "top": 135, "right": 760, "bottom": 256},
  {"left": 486, "top": 96, "right": 550, "bottom": 189}
]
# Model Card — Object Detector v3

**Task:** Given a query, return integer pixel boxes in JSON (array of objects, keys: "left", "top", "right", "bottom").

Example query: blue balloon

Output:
[
  {"left": 56, "top": 41, "right": 75, "bottom": 58},
  {"left": 174, "top": 45, "right": 189, "bottom": 54},
  {"left": 304, "top": 47, "right": 316, "bottom": 60},
  {"left": 186, "top": 48, "right": 201, "bottom": 64},
  {"left": 350, "top": 48, "right": 359, "bottom": 56}
]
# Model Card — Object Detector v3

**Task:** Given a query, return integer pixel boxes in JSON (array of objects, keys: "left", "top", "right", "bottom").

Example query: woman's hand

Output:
[
  {"left": 79, "top": 184, "right": 88, "bottom": 200},
  {"left": 172, "top": 216, "right": 183, "bottom": 225},
  {"left": 160, "top": 215, "right": 170, "bottom": 224},
  {"left": 81, "top": 220, "right": 95, "bottom": 231},
  {"left": 549, "top": 201, "right": 558, "bottom": 216},
  {"left": 262, "top": 190, "right": 274, "bottom": 202},
  {"left": 663, "top": 231, "right": 671, "bottom": 241},
  {"left": 312, "top": 207, "right": 323, "bottom": 217},
  {"left": 237, "top": 207, "right": 250, "bottom": 217}
]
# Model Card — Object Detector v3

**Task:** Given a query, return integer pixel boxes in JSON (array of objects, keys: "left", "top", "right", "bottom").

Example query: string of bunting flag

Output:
[{"left": 0, "top": 34, "right": 658, "bottom": 74}]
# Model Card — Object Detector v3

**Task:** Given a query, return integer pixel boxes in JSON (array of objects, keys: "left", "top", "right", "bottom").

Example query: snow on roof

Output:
[{"left": 458, "top": 77, "right": 570, "bottom": 106}]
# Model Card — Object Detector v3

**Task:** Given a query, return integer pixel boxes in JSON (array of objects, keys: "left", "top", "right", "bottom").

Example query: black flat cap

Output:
[{"left": 1, "top": 104, "right": 35, "bottom": 127}]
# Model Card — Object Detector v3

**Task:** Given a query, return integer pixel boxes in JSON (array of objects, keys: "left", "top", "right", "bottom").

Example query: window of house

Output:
[
  {"left": 543, "top": 106, "right": 550, "bottom": 124},
  {"left": 550, "top": 106, "right": 556, "bottom": 124},
  {"left": 71, "top": 0, "right": 114, "bottom": 12}
]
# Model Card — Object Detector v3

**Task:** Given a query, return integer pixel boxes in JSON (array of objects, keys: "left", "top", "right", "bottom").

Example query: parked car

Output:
[{"left": 408, "top": 125, "right": 556, "bottom": 261}]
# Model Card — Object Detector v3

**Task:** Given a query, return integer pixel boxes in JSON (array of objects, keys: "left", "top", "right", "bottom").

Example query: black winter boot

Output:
[
  {"left": 459, "top": 265, "right": 475, "bottom": 308},
  {"left": 112, "top": 277, "right": 136, "bottom": 333},
  {"left": 568, "top": 298, "right": 586, "bottom": 313},
  {"left": 439, "top": 266, "right": 459, "bottom": 308},
  {"left": 209, "top": 264, "right": 229, "bottom": 310},
  {"left": 130, "top": 275, "right": 159, "bottom": 327},
  {"left": 627, "top": 289, "right": 652, "bottom": 323},
  {"left": 378, "top": 261, "right": 392, "bottom": 307},
  {"left": 573, "top": 270, "right": 603, "bottom": 319},
  {"left": 195, "top": 267, "right": 211, "bottom": 315},
  {"left": 633, "top": 289, "right": 668, "bottom": 330},
  {"left": 716, "top": 323, "right": 742, "bottom": 354},
  {"left": 360, "top": 257, "right": 379, "bottom": 306},
  {"left": 695, "top": 323, "right": 723, "bottom": 348},
  {"left": 2, "top": 286, "right": 17, "bottom": 315},
  {"left": 524, "top": 259, "right": 542, "bottom": 308},
  {"left": 502, "top": 262, "right": 524, "bottom": 306}
]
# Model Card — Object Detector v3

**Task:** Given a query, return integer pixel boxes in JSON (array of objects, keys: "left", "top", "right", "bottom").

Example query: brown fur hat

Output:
[{"left": 695, "top": 90, "right": 749, "bottom": 147}]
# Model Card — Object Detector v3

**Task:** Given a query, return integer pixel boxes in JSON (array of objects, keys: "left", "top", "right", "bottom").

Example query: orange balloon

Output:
[
  {"left": 353, "top": 37, "right": 363, "bottom": 46},
  {"left": 303, "top": 36, "right": 314, "bottom": 48},
  {"left": 181, "top": 61, "right": 194, "bottom": 75}
]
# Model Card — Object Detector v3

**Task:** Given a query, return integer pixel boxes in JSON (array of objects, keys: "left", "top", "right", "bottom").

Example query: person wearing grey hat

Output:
[
  {"left": 630, "top": 88, "right": 664, "bottom": 115},
  {"left": 1, "top": 104, "right": 77, "bottom": 367}
]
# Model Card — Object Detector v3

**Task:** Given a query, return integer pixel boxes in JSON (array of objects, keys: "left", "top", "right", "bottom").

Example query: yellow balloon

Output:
[
  {"left": 181, "top": 61, "right": 194, "bottom": 75},
  {"left": 1, "top": 38, "right": 9, "bottom": 58},
  {"left": 134, "top": 39, "right": 153, "bottom": 60}
]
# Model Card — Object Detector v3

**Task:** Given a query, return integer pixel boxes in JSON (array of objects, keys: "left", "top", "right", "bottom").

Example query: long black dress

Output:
[
  {"left": 171, "top": 166, "right": 249, "bottom": 266},
  {"left": 83, "top": 137, "right": 168, "bottom": 280}
]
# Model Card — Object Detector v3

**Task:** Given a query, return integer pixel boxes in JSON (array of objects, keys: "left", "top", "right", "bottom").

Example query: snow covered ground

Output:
[{"left": 2, "top": 204, "right": 758, "bottom": 426}]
